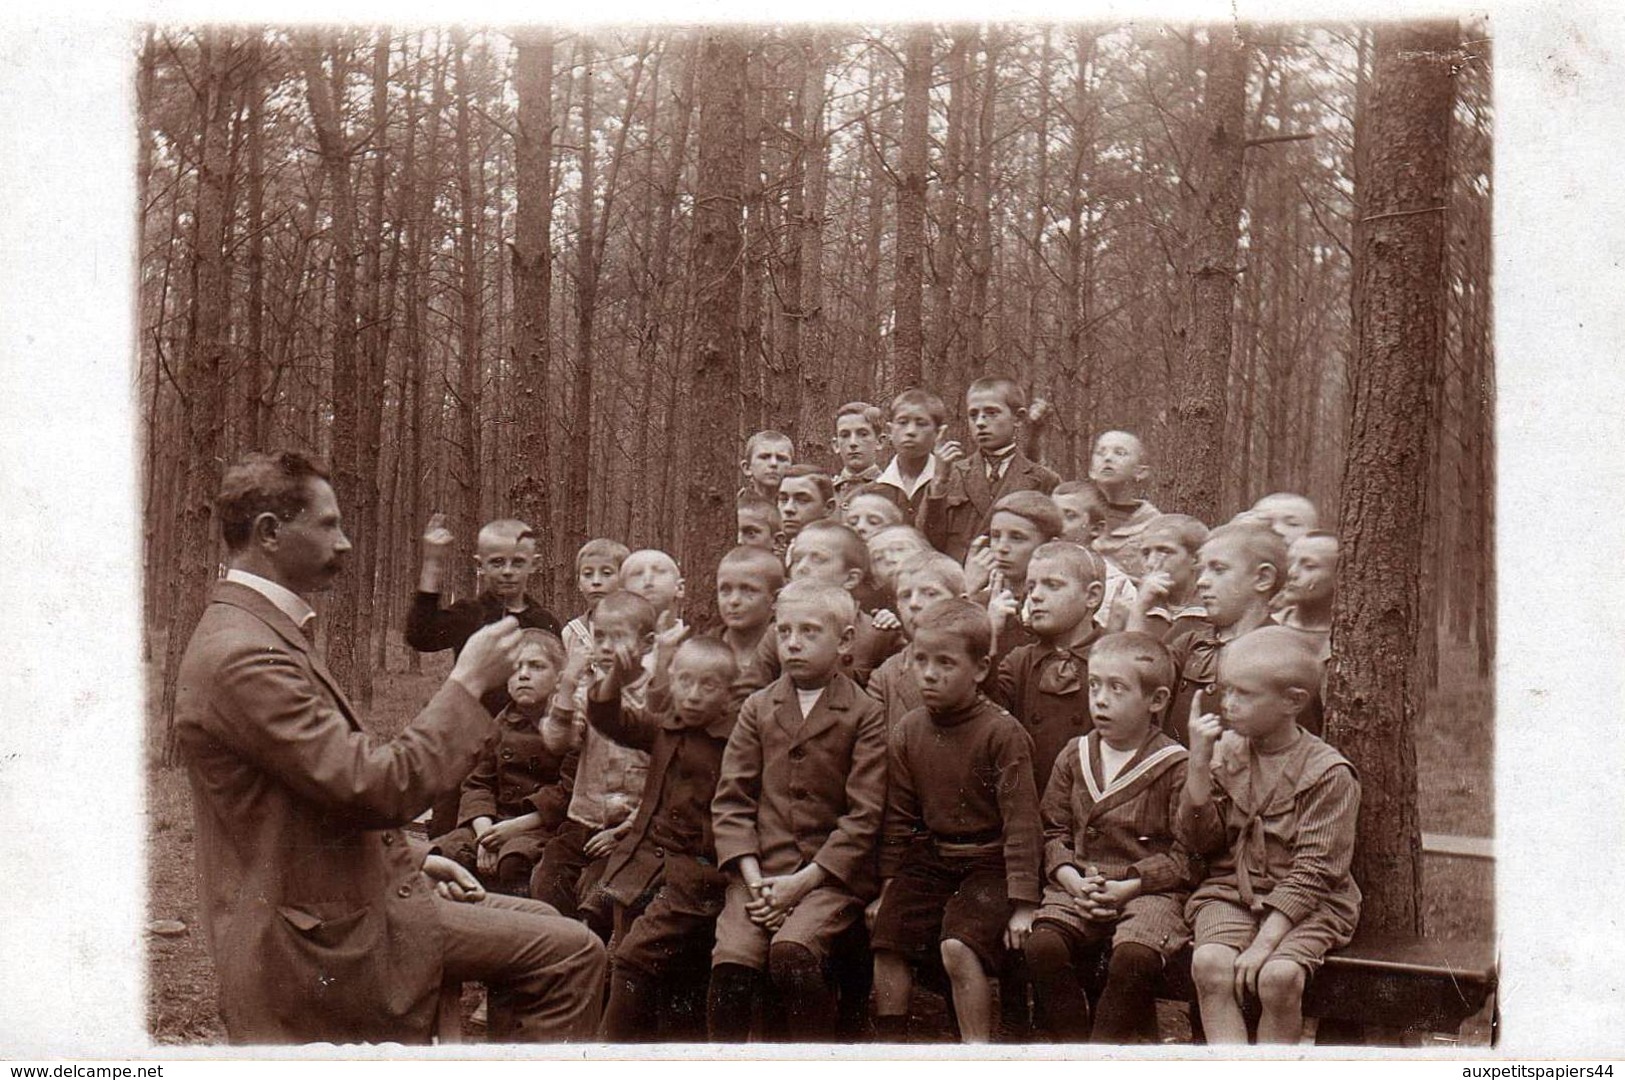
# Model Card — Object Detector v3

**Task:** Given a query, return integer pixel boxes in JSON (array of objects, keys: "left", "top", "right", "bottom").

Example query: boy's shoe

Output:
[{"left": 468, "top": 987, "right": 488, "bottom": 1030}]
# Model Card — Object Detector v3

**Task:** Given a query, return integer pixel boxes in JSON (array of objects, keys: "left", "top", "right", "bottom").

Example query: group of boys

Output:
[{"left": 407, "top": 377, "right": 1358, "bottom": 1046}]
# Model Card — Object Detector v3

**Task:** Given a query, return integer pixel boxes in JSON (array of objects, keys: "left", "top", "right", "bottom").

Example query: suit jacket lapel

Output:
[
  {"left": 213, "top": 581, "right": 362, "bottom": 731},
  {"left": 792, "top": 676, "right": 850, "bottom": 745}
]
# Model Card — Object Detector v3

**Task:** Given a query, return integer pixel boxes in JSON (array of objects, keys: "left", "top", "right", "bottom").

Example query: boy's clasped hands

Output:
[{"left": 1053, "top": 862, "right": 1141, "bottom": 923}]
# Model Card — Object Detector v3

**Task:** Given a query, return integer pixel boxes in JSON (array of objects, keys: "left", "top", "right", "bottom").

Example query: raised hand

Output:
[
  {"left": 1188, "top": 694, "right": 1225, "bottom": 771},
  {"left": 933, "top": 425, "right": 966, "bottom": 468},
  {"left": 449, "top": 615, "right": 523, "bottom": 699},
  {"left": 421, "top": 511, "right": 454, "bottom": 563}
]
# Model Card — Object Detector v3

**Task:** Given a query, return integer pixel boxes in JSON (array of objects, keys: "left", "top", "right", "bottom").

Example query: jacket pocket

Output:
[{"left": 277, "top": 902, "right": 373, "bottom": 949}]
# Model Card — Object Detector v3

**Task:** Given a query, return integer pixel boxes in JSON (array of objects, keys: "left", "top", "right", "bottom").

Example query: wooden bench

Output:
[{"left": 1153, "top": 932, "right": 1496, "bottom": 1045}]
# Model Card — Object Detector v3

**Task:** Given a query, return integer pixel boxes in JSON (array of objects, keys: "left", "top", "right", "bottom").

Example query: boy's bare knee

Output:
[
  {"left": 940, "top": 938, "right": 981, "bottom": 978},
  {"left": 1256, "top": 960, "right": 1305, "bottom": 1006},
  {"left": 1191, "top": 944, "right": 1236, "bottom": 993}
]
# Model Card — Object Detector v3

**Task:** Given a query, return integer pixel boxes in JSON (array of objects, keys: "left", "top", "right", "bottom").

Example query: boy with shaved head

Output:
[
  {"left": 1249, "top": 492, "right": 1320, "bottom": 546},
  {"left": 1179, "top": 627, "right": 1360, "bottom": 1044},
  {"left": 1088, "top": 430, "right": 1161, "bottom": 581}
]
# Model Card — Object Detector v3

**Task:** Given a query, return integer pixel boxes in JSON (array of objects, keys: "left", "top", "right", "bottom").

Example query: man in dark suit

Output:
[{"left": 174, "top": 450, "right": 604, "bottom": 1044}]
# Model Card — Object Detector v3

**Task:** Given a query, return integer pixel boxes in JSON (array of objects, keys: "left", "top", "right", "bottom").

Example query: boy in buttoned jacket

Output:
[
  {"left": 1023, "top": 631, "right": 1196, "bottom": 1043},
  {"left": 708, "top": 581, "right": 889, "bottom": 1041}
]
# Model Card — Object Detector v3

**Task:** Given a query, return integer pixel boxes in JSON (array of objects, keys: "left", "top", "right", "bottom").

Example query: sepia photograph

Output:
[
  {"left": 129, "top": 16, "right": 1499, "bottom": 1050},
  {"left": 8, "top": 0, "right": 1625, "bottom": 1064}
]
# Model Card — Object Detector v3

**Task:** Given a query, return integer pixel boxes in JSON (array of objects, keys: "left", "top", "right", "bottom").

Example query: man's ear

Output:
[
  {"left": 251, "top": 511, "right": 282, "bottom": 549},
  {"left": 829, "top": 436, "right": 842, "bottom": 457},
  {"left": 740, "top": 458, "right": 752, "bottom": 478}
]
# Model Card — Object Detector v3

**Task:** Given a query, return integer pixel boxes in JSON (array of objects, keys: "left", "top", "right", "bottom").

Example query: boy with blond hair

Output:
[
  {"left": 1180, "top": 627, "right": 1360, "bottom": 1044},
  {"left": 714, "top": 544, "right": 785, "bottom": 701},
  {"left": 588, "top": 634, "right": 741, "bottom": 1041},
  {"left": 708, "top": 581, "right": 889, "bottom": 1040},
  {"left": 1088, "top": 431, "right": 1161, "bottom": 580},
  {"left": 875, "top": 388, "right": 948, "bottom": 520},
  {"left": 407, "top": 512, "right": 562, "bottom": 837},
  {"left": 865, "top": 551, "right": 966, "bottom": 731},
  {"left": 561, "top": 538, "right": 630, "bottom": 668},
  {"left": 1126, "top": 514, "right": 1211, "bottom": 641},
  {"left": 1275, "top": 530, "right": 1339, "bottom": 662},
  {"left": 433, "top": 628, "right": 572, "bottom": 897},
  {"left": 870, "top": 599, "right": 1042, "bottom": 1043},
  {"left": 989, "top": 540, "right": 1105, "bottom": 794},
  {"left": 843, "top": 483, "right": 907, "bottom": 541},
  {"left": 831, "top": 401, "right": 887, "bottom": 505},
  {"left": 918, "top": 376, "right": 1060, "bottom": 563},
  {"left": 533, "top": 589, "right": 659, "bottom": 939},
  {"left": 1167, "top": 521, "right": 1289, "bottom": 743}
]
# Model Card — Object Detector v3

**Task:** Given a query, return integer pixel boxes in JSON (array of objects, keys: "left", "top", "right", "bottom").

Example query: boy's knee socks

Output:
[
  {"left": 706, "top": 963, "right": 759, "bottom": 1042},
  {"left": 1025, "top": 926, "right": 1091, "bottom": 1042},
  {"left": 1091, "top": 943, "right": 1162, "bottom": 1044},
  {"left": 602, "top": 964, "right": 658, "bottom": 1042},
  {"left": 768, "top": 941, "right": 838, "bottom": 1039}
]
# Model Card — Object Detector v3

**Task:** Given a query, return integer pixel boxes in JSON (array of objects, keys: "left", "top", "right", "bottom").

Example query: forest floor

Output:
[{"left": 143, "top": 639, "right": 1495, "bottom": 1047}]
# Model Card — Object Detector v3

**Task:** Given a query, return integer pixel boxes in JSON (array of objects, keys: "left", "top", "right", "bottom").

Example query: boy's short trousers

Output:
[
  {"left": 612, "top": 854, "right": 728, "bottom": 978},
  {"left": 711, "top": 879, "right": 862, "bottom": 971},
  {"left": 1033, "top": 886, "right": 1191, "bottom": 958},
  {"left": 870, "top": 845, "right": 1012, "bottom": 972},
  {"left": 530, "top": 819, "right": 615, "bottom": 932},
  {"left": 1187, "top": 895, "right": 1356, "bottom": 974}
]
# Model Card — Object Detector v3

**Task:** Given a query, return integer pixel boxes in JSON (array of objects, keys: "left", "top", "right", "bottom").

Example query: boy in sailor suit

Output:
[{"left": 1023, "top": 631, "right": 1196, "bottom": 1043}]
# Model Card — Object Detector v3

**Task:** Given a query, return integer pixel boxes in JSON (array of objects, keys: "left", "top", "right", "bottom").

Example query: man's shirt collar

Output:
[{"left": 226, "top": 568, "right": 316, "bottom": 632}]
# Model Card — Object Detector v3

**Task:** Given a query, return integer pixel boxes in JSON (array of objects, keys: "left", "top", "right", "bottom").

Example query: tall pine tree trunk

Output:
[
  {"left": 892, "top": 25, "right": 930, "bottom": 393},
  {"left": 682, "top": 29, "right": 747, "bottom": 624},
  {"left": 453, "top": 30, "right": 484, "bottom": 598},
  {"left": 1164, "top": 27, "right": 1248, "bottom": 523},
  {"left": 511, "top": 28, "right": 555, "bottom": 588},
  {"left": 1323, "top": 20, "right": 1458, "bottom": 937},
  {"left": 161, "top": 29, "right": 236, "bottom": 757}
]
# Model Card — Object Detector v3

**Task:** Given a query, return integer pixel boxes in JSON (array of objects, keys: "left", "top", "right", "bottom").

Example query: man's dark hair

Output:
[{"left": 217, "top": 450, "right": 331, "bottom": 551}]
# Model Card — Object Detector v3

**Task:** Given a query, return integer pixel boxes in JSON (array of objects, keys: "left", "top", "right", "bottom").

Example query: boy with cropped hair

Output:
[
  {"left": 408, "top": 512, "right": 563, "bottom": 837},
  {"left": 989, "top": 540, "right": 1105, "bottom": 794},
  {"left": 1054, "top": 480, "right": 1138, "bottom": 631},
  {"left": 831, "top": 401, "right": 888, "bottom": 505},
  {"left": 533, "top": 589, "right": 659, "bottom": 939},
  {"left": 714, "top": 544, "right": 784, "bottom": 700},
  {"left": 1166, "top": 521, "right": 1290, "bottom": 744},
  {"left": 1088, "top": 431, "right": 1161, "bottom": 580},
  {"left": 709, "top": 580, "right": 889, "bottom": 1041},
  {"left": 736, "top": 492, "right": 784, "bottom": 557},
  {"left": 871, "top": 598, "right": 1042, "bottom": 1043},
  {"left": 866, "top": 525, "right": 933, "bottom": 601},
  {"left": 1024, "top": 631, "right": 1194, "bottom": 1043},
  {"left": 1179, "top": 627, "right": 1360, "bottom": 1044},
  {"left": 587, "top": 632, "right": 740, "bottom": 1041},
  {"left": 432, "top": 627, "right": 572, "bottom": 897},
  {"left": 918, "top": 376, "right": 1060, "bottom": 563},
  {"left": 843, "top": 483, "right": 907, "bottom": 541},
  {"left": 1126, "top": 514, "right": 1211, "bottom": 641},
  {"left": 1249, "top": 492, "right": 1319, "bottom": 545},
  {"left": 875, "top": 388, "right": 948, "bottom": 520},
  {"left": 1275, "top": 530, "right": 1339, "bottom": 662},
  {"left": 866, "top": 551, "right": 966, "bottom": 731},
  {"left": 740, "top": 430, "right": 795, "bottom": 502},
  {"left": 562, "top": 538, "right": 630, "bottom": 668}
]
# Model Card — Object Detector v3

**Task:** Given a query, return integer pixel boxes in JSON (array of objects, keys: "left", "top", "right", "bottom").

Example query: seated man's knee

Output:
[
  {"left": 1256, "top": 960, "right": 1305, "bottom": 1009},
  {"left": 940, "top": 938, "right": 983, "bottom": 980},
  {"left": 1190, "top": 944, "right": 1236, "bottom": 995}
]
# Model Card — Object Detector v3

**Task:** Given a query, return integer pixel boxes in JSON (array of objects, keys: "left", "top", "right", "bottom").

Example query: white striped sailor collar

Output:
[{"left": 1081, "top": 727, "right": 1187, "bottom": 808}]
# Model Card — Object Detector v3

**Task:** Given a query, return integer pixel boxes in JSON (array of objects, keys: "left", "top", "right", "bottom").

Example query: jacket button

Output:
[
  {"left": 397, "top": 883, "right": 413, "bottom": 898},
  {"left": 501, "top": 749, "right": 514, "bottom": 761},
  {"left": 790, "top": 748, "right": 805, "bottom": 760},
  {"left": 382, "top": 833, "right": 395, "bottom": 846},
  {"left": 654, "top": 847, "right": 665, "bottom": 858}
]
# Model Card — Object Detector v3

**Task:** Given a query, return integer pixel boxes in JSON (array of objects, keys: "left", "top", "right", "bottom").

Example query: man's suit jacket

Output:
[
  {"left": 916, "top": 450, "right": 1061, "bottom": 563},
  {"left": 175, "top": 581, "right": 496, "bottom": 1044},
  {"left": 711, "top": 673, "right": 888, "bottom": 900}
]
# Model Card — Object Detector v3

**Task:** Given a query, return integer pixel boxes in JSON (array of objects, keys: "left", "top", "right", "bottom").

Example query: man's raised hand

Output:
[{"left": 450, "top": 615, "right": 523, "bottom": 699}]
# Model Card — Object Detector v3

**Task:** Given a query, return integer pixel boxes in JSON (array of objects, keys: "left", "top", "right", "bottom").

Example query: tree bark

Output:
[
  {"left": 1323, "top": 19, "right": 1458, "bottom": 937},
  {"left": 510, "top": 28, "right": 555, "bottom": 591},
  {"left": 161, "top": 29, "right": 236, "bottom": 756},
  {"left": 453, "top": 29, "right": 485, "bottom": 600},
  {"left": 1164, "top": 27, "right": 1248, "bottom": 523},
  {"left": 892, "top": 25, "right": 930, "bottom": 393},
  {"left": 682, "top": 29, "right": 747, "bottom": 624}
]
